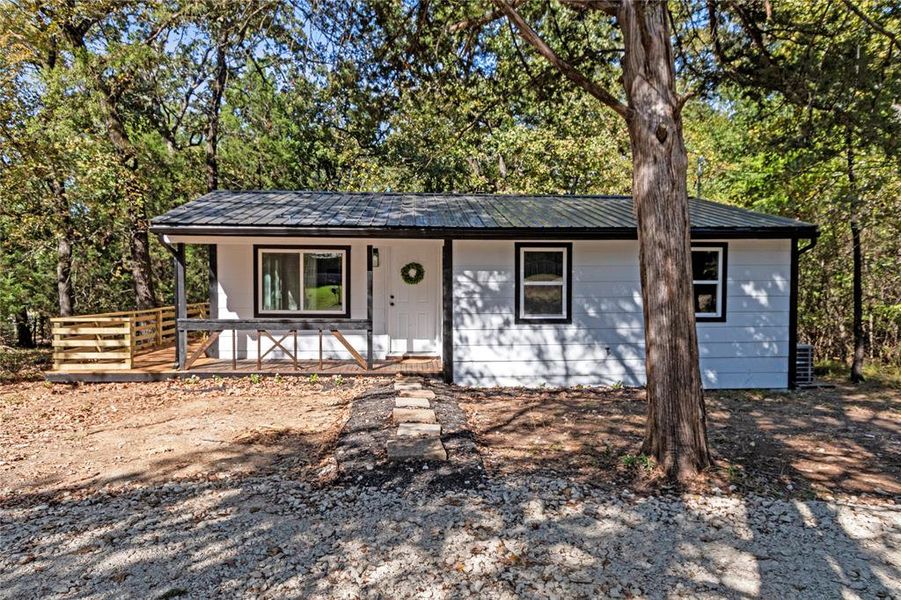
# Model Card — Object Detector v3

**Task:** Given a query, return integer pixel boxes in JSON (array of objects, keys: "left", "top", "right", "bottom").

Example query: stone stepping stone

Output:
[
  {"left": 387, "top": 437, "right": 447, "bottom": 461},
  {"left": 397, "top": 422, "right": 441, "bottom": 438},
  {"left": 395, "top": 397, "right": 430, "bottom": 409},
  {"left": 393, "top": 407, "right": 437, "bottom": 424},
  {"left": 394, "top": 381, "right": 423, "bottom": 392},
  {"left": 397, "top": 389, "right": 435, "bottom": 400}
]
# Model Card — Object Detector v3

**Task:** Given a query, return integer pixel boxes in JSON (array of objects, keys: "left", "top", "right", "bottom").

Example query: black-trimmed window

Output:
[
  {"left": 515, "top": 242, "right": 573, "bottom": 324},
  {"left": 692, "top": 243, "right": 727, "bottom": 322},
  {"left": 254, "top": 245, "right": 350, "bottom": 317}
]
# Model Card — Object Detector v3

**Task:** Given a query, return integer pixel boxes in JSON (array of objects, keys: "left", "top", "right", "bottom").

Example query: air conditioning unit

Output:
[{"left": 796, "top": 344, "right": 814, "bottom": 385}]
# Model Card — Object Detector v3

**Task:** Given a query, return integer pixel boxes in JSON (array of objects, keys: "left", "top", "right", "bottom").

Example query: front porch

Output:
[
  {"left": 46, "top": 337, "right": 441, "bottom": 383},
  {"left": 47, "top": 236, "right": 453, "bottom": 383}
]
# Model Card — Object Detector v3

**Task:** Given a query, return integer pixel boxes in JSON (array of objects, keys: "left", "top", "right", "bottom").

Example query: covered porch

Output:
[{"left": 47, "top": 236, "right": 452, "bottom": 383}]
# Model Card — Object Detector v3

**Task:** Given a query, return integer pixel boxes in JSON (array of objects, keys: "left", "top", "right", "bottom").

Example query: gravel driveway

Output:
[{"left": 2, "top": 475, "right": 898, "bottom": 599}]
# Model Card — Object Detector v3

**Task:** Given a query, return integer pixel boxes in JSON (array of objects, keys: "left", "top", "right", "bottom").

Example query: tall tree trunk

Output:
[
  {"left": 205, "top": 43, "right": 228, "bottom": 192},
  {"left": 846, "top": 128, "right": 865, "bottom": 382},
  {"left": 51, "top": 178, "right": 75, "bottom": 317},
  {"left": 65, "top": 26, "right": 157, "bottom": 309},
  {"left": 619, "top": 0, "right": 710, "bottom": 478}
]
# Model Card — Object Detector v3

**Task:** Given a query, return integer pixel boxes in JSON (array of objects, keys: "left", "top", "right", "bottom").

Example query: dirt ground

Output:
[
  {"left": 0, "top": 376, "right": 372, "bottom": 502},
  {"left": 458, "top": 381, "right": 901, "bottom": 501},
  {"left": 1, "top": 372, "right": 898, "bottom": 504}
]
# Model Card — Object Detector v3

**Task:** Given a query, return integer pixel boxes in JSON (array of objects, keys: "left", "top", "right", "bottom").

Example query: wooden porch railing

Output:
[
  {"left": 51, "top": 303, "right": 208, "bottom": 372},
  {"left": 176, "top": 318, "right": 373, "bottom": 372}
]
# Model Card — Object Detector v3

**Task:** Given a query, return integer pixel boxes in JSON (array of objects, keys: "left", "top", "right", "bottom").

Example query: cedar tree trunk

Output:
[
  {"left": 846, "top": 129, "right": 865, "bottom": 382},
  {"left": 619, "top": 0, "right": 711, "bottom": 478}
]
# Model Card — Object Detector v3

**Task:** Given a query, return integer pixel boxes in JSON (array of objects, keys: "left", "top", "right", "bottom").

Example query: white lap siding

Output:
[{"left": 452, "top": 239, "right": 791, "bottom": 389}]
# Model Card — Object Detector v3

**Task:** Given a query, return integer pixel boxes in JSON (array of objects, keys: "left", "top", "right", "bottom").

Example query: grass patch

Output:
[
  {"left": 0, "top": 347, "right": 51, "bottom": 383},
  {"left": 816, "top": 360, "right": 901, "bottom": 387}
]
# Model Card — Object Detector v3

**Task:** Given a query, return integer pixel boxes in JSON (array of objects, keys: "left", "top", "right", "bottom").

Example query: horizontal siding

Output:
[
  {"left": 458, "top": 341, "right": 789, "bottom": 362},
  {"left": 453, "top": 239, "right": 792, "bottom": 389}
]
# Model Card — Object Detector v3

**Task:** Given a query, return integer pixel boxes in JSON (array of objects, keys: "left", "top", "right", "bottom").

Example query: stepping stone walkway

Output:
[{"left": 386, "top": 376, "right": 448, "bottom": 461}]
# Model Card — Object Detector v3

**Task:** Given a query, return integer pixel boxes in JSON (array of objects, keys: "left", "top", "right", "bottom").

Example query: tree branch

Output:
[
  {"left": 492, "top": 0, "right": 630, "bottom": 119},
  {"left": 839, "top": 0, "right": 901, "bottom": 52},
  {"left": 448, "top": 0, "right": 526, "bottom": 33}
]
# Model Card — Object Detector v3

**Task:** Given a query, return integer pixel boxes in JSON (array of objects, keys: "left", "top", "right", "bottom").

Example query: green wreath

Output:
[{"left": 400, "top": 261, "right": 425, "bottom": 285}]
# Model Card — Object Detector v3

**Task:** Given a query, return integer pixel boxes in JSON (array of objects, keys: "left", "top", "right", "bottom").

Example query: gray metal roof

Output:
[{"left": 150, "top": 190, "right": 817, "bottom": 238}]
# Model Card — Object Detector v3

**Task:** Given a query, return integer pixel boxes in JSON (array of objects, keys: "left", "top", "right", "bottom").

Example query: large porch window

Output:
[{"left": 254, "top": 246, "right": 350, "bottom": 317}]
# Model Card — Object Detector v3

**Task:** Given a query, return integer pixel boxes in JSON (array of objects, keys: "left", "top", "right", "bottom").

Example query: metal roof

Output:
[{"left": 150, "top": 190, "right": 817, "bottom": 238}]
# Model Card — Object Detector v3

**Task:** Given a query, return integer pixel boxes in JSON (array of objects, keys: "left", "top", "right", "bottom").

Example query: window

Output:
[
  {"left": 254, "top": 246, "right": 350, "bottom": 317},
  {"left": 692, "top": 243, "right": 727, "bottom": 322},
  {"left": 515, "top": 243, "right": 572, "bottom": 324}
]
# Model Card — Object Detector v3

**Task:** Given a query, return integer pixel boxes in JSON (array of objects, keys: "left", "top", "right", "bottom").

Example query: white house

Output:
[{"left": 150, "top": 191, "right": 818, "bottom": 389}]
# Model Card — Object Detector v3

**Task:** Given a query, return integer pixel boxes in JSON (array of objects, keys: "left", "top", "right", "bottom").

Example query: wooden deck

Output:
[{"left": 46, "top": 341, "right": 442, "bottom": 383}]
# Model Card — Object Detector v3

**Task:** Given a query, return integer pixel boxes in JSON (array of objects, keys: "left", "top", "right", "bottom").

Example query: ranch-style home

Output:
[{"left": 48, "top": 190, "right": 817, "bottom": 388}]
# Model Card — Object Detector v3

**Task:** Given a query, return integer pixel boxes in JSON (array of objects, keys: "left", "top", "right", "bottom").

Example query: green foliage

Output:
[
  {"left": 0, "top": 0, "right": 896, "bottom": 369},
  {"left": 621, "top": 453, "right": 655, "bottom": 472}
]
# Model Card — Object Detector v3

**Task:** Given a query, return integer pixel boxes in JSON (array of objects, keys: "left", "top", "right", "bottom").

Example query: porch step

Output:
[
  {"left": 392, "top": 407, "right": 437, "bottom": 424},
  {"left": 397, "top": 388, "right": 435, "bottom": 400},
  {"left": 395, "top": 397, "right": 431, "bottom": 409},
  {"left": 397, "top": 422, "right": 441, "bottom": 438},
  {"left": 387, "top": 437, "right": 447, "bottom": 461}
]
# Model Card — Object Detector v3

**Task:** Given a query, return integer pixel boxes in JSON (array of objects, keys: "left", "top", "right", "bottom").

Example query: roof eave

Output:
[{"left": 150, "top": 223, "right": 819, "bottom": 240}]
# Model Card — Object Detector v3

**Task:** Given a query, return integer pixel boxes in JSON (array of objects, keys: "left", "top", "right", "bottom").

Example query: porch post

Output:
[
  {"left": 207, "top": 244, "right": 218, "bottom": 358},
  {"left": 366, "top": 244, "right": 374, "bottom": 370},
  {"left": 442, "top": 238, "right": 454, "bottom": 384},
  {"left": 788, "top": 237, "right": 799, "bottom": 389},
  {"left": 174, "top": 243, "right": 187, "bottom": 370}
]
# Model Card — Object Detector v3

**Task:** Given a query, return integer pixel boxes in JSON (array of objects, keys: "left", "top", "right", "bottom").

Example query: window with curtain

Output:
[{"left": 257, "top": 248, "right": 348, "bottom": 315}]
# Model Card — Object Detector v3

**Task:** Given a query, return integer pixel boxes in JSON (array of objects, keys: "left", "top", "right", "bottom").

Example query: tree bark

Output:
[
  {"left": 205, "top": 43, "right": 228, "bottom": 192},
  {"left": 847, "top": 128, "right": 865, "bottom": 382},
  {"left": 51, "top": 178, "right": 75, "bottom": 316},
  {"left": 618, "top": 0, "right": 710, "bottom": 478}
]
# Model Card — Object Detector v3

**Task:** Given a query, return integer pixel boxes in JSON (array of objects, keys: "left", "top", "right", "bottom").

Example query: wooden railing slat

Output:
[{"left": 52, "top": 302, "right": 209, "bottom": 373}]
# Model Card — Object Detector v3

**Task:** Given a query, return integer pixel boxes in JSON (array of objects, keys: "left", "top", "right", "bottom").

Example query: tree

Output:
[
  {"left": 58, "top": 5, "right": 162, "bottom": 309},
  {"left": 467, "top": 0, "right": 710, "bottom": 479}
]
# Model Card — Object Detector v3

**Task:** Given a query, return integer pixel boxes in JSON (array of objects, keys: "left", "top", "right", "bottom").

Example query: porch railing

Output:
[
  {"left": 51, "top": 303, "right": 208, "bottom": 372},
  {"left": 176, "top": 318, "right": 373, "bottom": 372}
]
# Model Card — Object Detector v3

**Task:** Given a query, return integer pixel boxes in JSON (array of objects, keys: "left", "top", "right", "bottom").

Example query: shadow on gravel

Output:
[
  {"left": 1, "top": 382, "right": 898, "bottom": 598},
  {"left": 2, "top": 470, "right": 898, "bottom": 598},
  {"left": 715, "top": 405, "right": 900, "bottom": 599}
]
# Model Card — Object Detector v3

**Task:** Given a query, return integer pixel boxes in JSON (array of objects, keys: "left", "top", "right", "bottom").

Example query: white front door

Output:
[{"left": 387, "top": 242, "right": 441, "bottom": 356}]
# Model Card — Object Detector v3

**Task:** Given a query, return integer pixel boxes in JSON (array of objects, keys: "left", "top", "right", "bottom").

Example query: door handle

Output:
[
  {"left": 390, "top": 295, "right": 395, "bottom": 299},
  {"left": 389, "top": 302, "right": 395, "bottom": 306}
]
